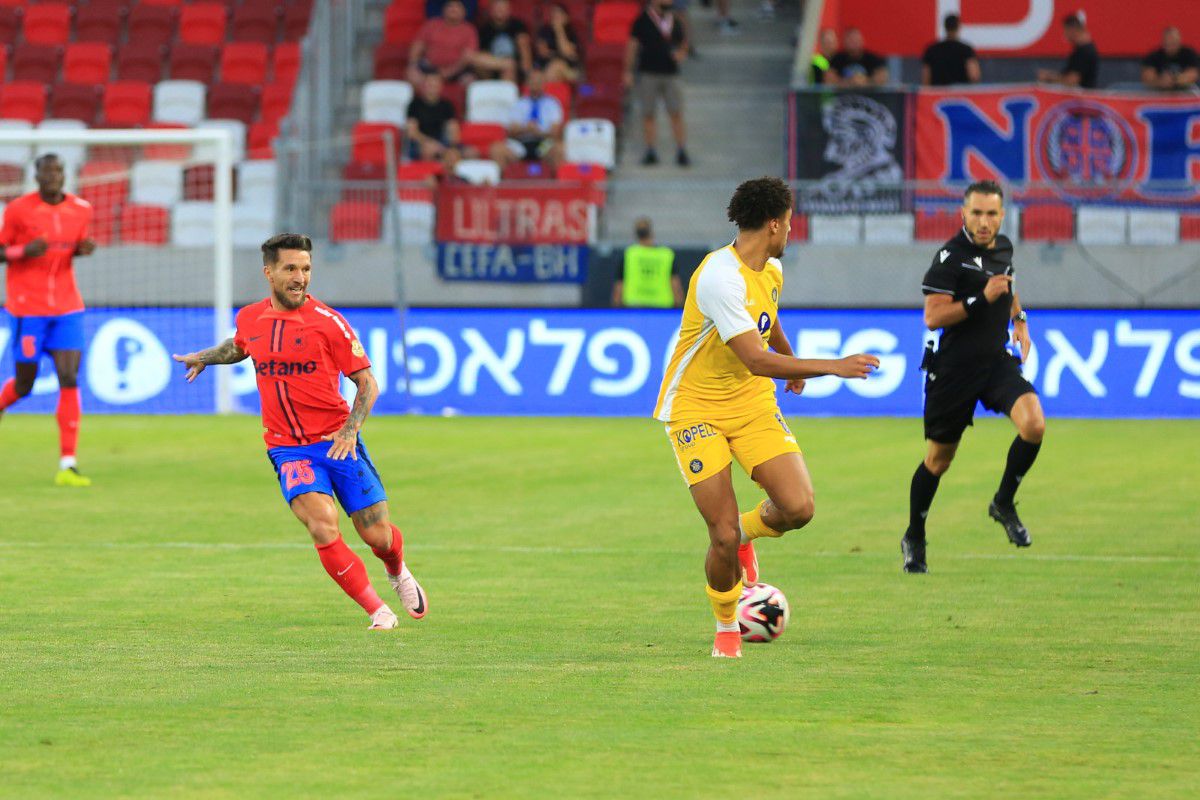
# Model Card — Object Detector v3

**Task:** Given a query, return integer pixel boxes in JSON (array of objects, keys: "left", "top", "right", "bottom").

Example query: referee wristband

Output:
[
  {"left": 962, "top": 292, "right": 988, "bottom": 319},
  {"left": 4, "top": 245, "right": 23, "bottom": 261}
]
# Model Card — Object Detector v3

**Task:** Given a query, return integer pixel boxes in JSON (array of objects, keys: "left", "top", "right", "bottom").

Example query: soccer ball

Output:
[{"left": 737, "top": 583, "right": 790, "bottom": 642}]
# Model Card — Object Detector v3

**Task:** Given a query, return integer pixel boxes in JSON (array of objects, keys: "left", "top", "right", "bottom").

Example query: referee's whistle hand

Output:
[
  {"left": 984, "top": 274, "right": 1013, "bottom": 302},
  {"left": 835, "top": 354, "right": 881, "bottom": 379}
]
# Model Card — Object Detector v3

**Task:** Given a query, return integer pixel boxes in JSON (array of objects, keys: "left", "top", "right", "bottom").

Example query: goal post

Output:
[{"left": 0, "top": 127, "right": 237, "bottom": 414}]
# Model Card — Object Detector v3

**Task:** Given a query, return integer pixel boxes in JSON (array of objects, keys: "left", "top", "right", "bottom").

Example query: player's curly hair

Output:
[
  {"left": 261, "top": 233, "right": 313, "bottom": 265},
  {"left": 727, "top": 177, "right": 793, "bottom": 231}
]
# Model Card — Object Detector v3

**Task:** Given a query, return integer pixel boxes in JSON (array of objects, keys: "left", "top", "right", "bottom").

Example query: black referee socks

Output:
[
  {"left": 908, "top": 462, "right": 941, "bottom": 540},
  {"left": 995, "top": 436, "right": 1042, "bottom": 509}
]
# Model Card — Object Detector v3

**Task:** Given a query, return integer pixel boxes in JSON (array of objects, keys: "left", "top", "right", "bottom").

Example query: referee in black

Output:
[{"left": 902, "top": 180, "right": 1046, "bottom": 573}]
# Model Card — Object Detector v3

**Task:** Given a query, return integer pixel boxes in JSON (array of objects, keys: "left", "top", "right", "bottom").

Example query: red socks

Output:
[
  {"left": 315, "top": 536, "right": 384, "bottom": 615},
  {"left": 56, "top": 387, "right": 81, "bottom": 458},
  {"left": 0, "top": 379, "right": 19, "bottom": 411},
  {"left": 371, "top": 524, "right": 404, "bottom": 576}
]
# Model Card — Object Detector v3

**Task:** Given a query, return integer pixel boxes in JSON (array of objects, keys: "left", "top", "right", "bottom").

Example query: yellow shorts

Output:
[{"left": 665, "top": 409, "right": 801, "bottom": 487}]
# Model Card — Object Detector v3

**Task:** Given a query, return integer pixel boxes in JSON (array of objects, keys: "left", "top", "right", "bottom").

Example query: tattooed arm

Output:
[
  {"left": 172, "top": 338, "right": 248, "bottom": 383},
  {"left": 323, "top": 368, "right": 379, "bottom": 461}
]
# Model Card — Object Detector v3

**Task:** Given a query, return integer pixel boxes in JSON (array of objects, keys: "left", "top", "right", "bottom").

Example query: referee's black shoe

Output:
[
  {"left": 901, "top": 533, "right": 927, "bottom": 573},
  {"left": 989, "top": 501, "right": 1032, "bottom": 547}
]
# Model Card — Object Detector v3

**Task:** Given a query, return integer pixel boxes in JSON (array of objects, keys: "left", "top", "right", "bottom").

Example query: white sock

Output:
[
  {"left": 60, "top": 456, "right": 77, "bottom": 470},
  {"left": 716, "top": 620, "right": 739, "bottom": 633}
]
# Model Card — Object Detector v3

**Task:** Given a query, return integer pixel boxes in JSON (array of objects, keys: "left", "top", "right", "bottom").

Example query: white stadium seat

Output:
[
  {"left": 454, "top": 158, "right": 501, "bottom": 185},
  {"left": 563, "top": 118, "right": 616, "bottom": 169},
  {"left": 361, "top": 80, "right": 414, "bottom": 128},
  {"left": 231, "top": 201, "right": 275, "bottom": 248},
  {"left": 1077, "top": 206, "right": 1128, "bottom": 245},
  {"left": 171, "top": 201, "right": 216, "bottom": 247},
  {"left": 1000, "top": 205, "right": 1020, "bottom": 243},
  {"left": 0, "top": 120, "right": 34, "bottom": 166},
  {"left": 1128, "top": 209, "right": 1180, "bottom": 245},
  {"left": 129, "top": 160, "right": 184, "bottom": 205},
  {"left": 382, "top": 201, "right": 436, "bottom": 246},
  {"left": 466, "top": 79, "right": 519, "bottom": 124},
  {"left": 35, "top": 119, "right": 87, "bottom": 166},
  {"left": 153, "top": 80, "right": 207, "bottom": 126},
  {"left": 237, "top": 160, "right": 277, "bottom": 206},
  {"left": 195, "top": 119, "right": 247, "bottom": 163},
  {"left": 810, "top": 214, "right": 863, "bottom": 244},
  {"left": 863, "top": 213, "right": 914, "bottom": 244}
]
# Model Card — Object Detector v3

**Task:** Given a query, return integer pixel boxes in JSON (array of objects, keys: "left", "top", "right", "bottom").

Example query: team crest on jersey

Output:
[
  {"left": 757, "top": 312, "right": 771, "bottom": 334},
  {"left": 351, "top": 339, "right": 365, "bottom": 357},
  {"left": 771, "top": 287, "right": 779, "bottom": 304},
  {"left": 289, "top": 332, "right": 306, "bottom": 352},
  {"left": 689, "top": 459, "right": 703, "bottom": 474}
]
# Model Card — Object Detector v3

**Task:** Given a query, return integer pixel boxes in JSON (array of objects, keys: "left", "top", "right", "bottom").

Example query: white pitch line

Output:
[{"left": 0, "top": 540, "right": 1195, "bottom": 563}]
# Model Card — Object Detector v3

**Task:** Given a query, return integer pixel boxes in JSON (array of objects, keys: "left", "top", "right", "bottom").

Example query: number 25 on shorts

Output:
[{"left": 282, "top": 459, "right": 316, "bottom": 490}]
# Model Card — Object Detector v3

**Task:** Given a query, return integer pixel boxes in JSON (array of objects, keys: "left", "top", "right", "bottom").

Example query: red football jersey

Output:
[
  {"left": 234, "top": 296, "right": 373, "bottom": 448},
  {"left": 0, "top": 192, "right": 93, "bottom": 316}
]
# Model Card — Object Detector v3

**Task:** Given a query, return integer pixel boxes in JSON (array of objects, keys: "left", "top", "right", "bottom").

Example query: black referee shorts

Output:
[{"left": 923, "top": 353, "right": 1036, "bottom": 443}]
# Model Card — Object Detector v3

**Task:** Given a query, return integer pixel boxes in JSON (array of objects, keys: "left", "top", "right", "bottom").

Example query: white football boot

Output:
[
  {"left": 368, "top": 605, "right": 399, "bottom": 630},
  {"left": 386, "top": 565, "right": 428, "bottom": 619}
]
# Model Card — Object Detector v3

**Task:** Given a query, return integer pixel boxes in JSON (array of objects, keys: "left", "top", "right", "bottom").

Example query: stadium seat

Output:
[
  {"left": 0, "top": 7, "right": 20, "bottom": 44},
  {"left": 77, "top": 161, "right": 130, "bottom": 219},
  {"left": 1022, "top": 204, "right": 1074, "bottom": 241},
  {"left": 260, "top": 82, "right": 294, "bottom": 125},
  {"left": 0, "top": 48, "right": 7, "bottom": 82},
  {"left": 129, "top": 160, "right": 184, "bottom": 205},
  {"left": 862, "top": 213, "right": 915, "bottom": 244},
  {"left": 557, "top": 162, "right": 606, "bottom": 184},
  {"left": 563, "top": 118, "right": 616, "bottom": 169},
  {"left": 153, "top": 80, "right": 207, "bottom": 126},
  {"left": 592, "top": 2, "right": 640, "bottom": 45},
  {"left": 207, "top": 83, "right": 260, "bottom": 125},
  {"left": 342, "top": 160, "right": 388, "bottom": 204},
  {"left": 396, "top": 160, "right": 444, "bottom": 202},
  {"left": 12, "top": 44, "right": 63, "bottom": 84},
  {"left": 329, "top": 200, "right": 382, "bottom": 242},
  {"left": 999, "top": 205, "right": 1021, "bottom": 243},
  {"left": 246, "top": 120, "right": 278, "bottom": 159},
  {"left": 0, "top": 120, "right": 34, "bottom": 168},
  {"left": 181, "top": 164, "right": 219, "bottom": 201},
  {"left": 361, "top": 80, "right": 414, "bottom": 128},
  {"left": 272, "top": 41, "right": 301, "bottom": 85},
  {"left": 1077, "top": 206, "right": 1128, "bottom": 245},
  {"left": 196, "top": 118, "right": 247, "bottom": 162},
  {"left": 117, "top": 42, "right": 165, "bottom": 83},
  {"left": 1181, "top": 214, "right": 1200, "bottom": 241},
  {"left": 384, "top": 0, "right": 425, "bottom": 45},
  {"left": 63, "top": 43, "right": 113, "bottom": 85},
  {"left": 22, "top": 2, "right": 71, "bottom": 45},
  {"left": 373, "top": 42, "right": 410, "bottom": 80},
  {"left": 179, "top": 3, "right": 228, "bottom": 45},
  {"left": 442, "top": 80, "right": 467, "bottom": 117},
  {"left": 76, "top": 1, "right": 126, "bottom": 45},
  {"left": 381, "top": 200, "right": 436, "bottom": 245},
  {"left": 98, "top": 81, "right": 152, "bottom": 126},
  {"left": 231, "top": 199, "right": 275, "bottom": 247},
  {"left": 127, "top": 3, "right": 178, "bottom": 47},
  {"left": 502, "top": 161, "right": 551, "bottom": 181},
  {"left": 35, "top": 119, "right": 87, "bottom": 166},
  {"left": 467, "top": 80, "right": 519, "bottom": 124},
  {"left": 170, "top": 43, "right": 219, "bottom": 84},
  {"left": 914, "top": 208, "right": 961, "bottom": 241},
  {"left": 458, "top": 122, "right": 506, "bottom": 154},
  {"left": 574, "top": 85, "right": 623, "bottom": 126},
  {"left": 0, "top": 164, "right": 25, "bottom": 203},
  {"left": 120, "top": 203, "right": 170, "bottom": 245},
  {"left": 542, "top": 81, "right": 573, "bottom": 121},
  {"left": 0, "top": 82, "right": 48, "bottom": 124},
  {"left": 138, "top": 0, "right": 185, "bottom": 6},
  {"left": 1128, "top": 209, "right": 1180, "bottom": 245},
  {"left": 220, "top": 42, "right": 269, "bottom": 85},
  {"left": 282, "top": 0, "right": 313, "bottom": 40},
  {"left": 788, "top": 212, "right": 809, "bottom": 242},
  {"left": 170, "top": 201, "right": 216, "bottom": 247},
  {"left": 231, "top": 1, "right": 279, "bottom": 43},
  {"left": 350, "top": 121, "right": 401, "bottom": 166},
  {"left": 142, "top": 121, "right": 191, "bottom": 161},
  {"left": 237, "top": 159, "right": 277, "bottom": 205},
  {"left": 49, "top": 84, "right": 102, "bottom": 125},
  {"left": 454, "top": 159, "right": 502, "bottom": 185},
  {"left": 809, "top": 214, "right": 863, "bottom": 244}
]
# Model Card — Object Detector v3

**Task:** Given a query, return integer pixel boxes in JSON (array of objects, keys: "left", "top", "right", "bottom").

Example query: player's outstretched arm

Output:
[
  {"left": 172, "top": 338, "right": 248, "bottom": 383},
  {"left": 727, "top": 331, "right": 879, "bottom": 382},
  {"left": 323, "top": 368, "right": 379, "bottom": 461}
]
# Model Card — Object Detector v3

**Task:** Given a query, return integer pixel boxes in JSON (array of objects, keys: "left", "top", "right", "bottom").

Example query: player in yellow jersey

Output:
[{"left": 653, "top": 177, "right": 880, "bottom": 658}]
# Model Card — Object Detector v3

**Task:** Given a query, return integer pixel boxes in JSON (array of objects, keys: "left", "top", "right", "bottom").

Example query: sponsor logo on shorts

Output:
[
  {"left": 774, "top": 412, "right": 792, "bottom": 435},
  {"left": 256, "top": 359, "right": 319, "bottom": 377},
  {"left": 689, "top": 459, "right": 703, "bottom": 474},
  {"left": 675, "top": 422, "right": 717, "bottom": 449}
]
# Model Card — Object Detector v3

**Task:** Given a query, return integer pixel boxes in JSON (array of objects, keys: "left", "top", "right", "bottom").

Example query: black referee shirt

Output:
[{"left": 922, "top": 228, "right": 1015, "bottom": 367}]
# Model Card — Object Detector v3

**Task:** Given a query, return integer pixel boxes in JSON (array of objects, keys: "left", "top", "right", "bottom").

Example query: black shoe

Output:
[
  {"left": 641, "top": 148, "right": 659, "bottom": 166},
  {"left": 676, "top": 148, "right": 691, "bottom": 167},
  {"left": 989, "top": 500, "right": 1031, "bottom": 547},
  {"left": 901, "top": 533, "right": 927, "bottom": 573}
]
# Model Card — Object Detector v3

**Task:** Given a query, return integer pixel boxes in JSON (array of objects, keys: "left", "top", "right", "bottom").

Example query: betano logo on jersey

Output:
[{"left": 255, "top": 359, "right": 318, "bottom": 377}]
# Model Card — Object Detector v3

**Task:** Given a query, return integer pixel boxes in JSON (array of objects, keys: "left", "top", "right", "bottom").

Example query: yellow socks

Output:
[
  {"left": 740, "top": 500, "right": 783, "bottom": 540},
  {"left": 706, "top": 581, "right": 743, "bottom": 629}
]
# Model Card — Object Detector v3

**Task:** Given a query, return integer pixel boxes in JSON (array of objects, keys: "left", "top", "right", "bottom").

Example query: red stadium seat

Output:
[
  {"left": 502, "top": 160, "right": 551, "bottom": 181},
  {"left": 272, "top": 41, "right": 301, "bottom": 85},
  {"left": 0, "top": 8, "right": 19, "bottom": 45},
  {"left": 329, "top": 200, "right": 382, "bottom": 242},
  {"left": 138, "top": 0, "right": 184, "bottom": 6},
  {"left": 142, "top": 121, "right": 191, "bottom": 160},
  {"left": 246, "top": 119, "right": 278, "bottom": 159},
  {"left": 182, "top": 164, "right": 221, "bottom": 201},
  {"left": 0, "top": 164, "right": 25, "bottom": 203},
  {"left": 179, "top": 2, "right": 227, "bottom": 45},
  {"left": 342, "top": 160, "right": 388, "bottom": 204},
  {"left": 542, "top": 81, "right": 572, "bottom": 120},
  {"left": 787, "top": 211, "right": 809, "bottom": 242},
  {"left": 231, "top": 1, "right": 278, "bottom": 43},
  {"left": 101, "top": 80, "right": 153, "bottom": 126},
  {"left": 557, "top": 162, "right": 606, "bottom": 184},
  {"left": 1181, "top": 214, "right": 1200, "bottom": 241},
  {"left": 116, "top": 41, "right": 165, "bottom": 83},
  {"left": 0, "top": 81, "right": 48, "bottom": 123},
  {"left": 76, "top": 1, "right": 127, "bottom": 45},
  {"left": 396, "top": 160, "right": 443, "bottom": 202},
  {"left": 1022, "top": 204, "right": 1075, "bottom": 241},
  {"left": 63, "top": 43, "right": 113, "bottom": 85},
  {"left": 207, "top": 83, "right": 260, "bottom": 125},
  {"left": 373, "top": 42, "right": 411, "bottom": 81},
  {"left": 350, "top": 121, "right": 401, "bottom": 166},
  {"left": 459, "top": 122, "right": 506, "bottom": 154},
  {"left": 220, "top": 43, "right": 269, "bottom": 85},
  {"left": 49, "top": 83, "right": 102, "bottom": 124},
  {"left": 574, "top": 93, "right": 622, "bottom": 126},
  {"left": 120, "top": 203, "right": 170, "bottom": 245},
  {"left": 384, "top": 0, "right": 425, "bottom": 46},
  {"left": 12, "top": 44, "right": 63, "bottom": 84},
  {"left": 282, "top": 0, "right": 313, "bottom": 40},
  {"left": 914, "top": 208, "right": 961, "bottom": 241},
  {"left": 128, "top": 4, "right": 178, "bottom": 47},
  {"left": 22, "top": 2, "right": 71, "bottom": 45},
  {"left": 441, "top": 80, "right": 466, "bottom": 117},
  {"left": 260, "top": 82, "right": 293, "bottom": 124},
  {"left": 170, "top": 43, "right": 219, "bottom": 84},
  {"left": 0, "top": 48, "right": 7, "bottom": 81},
  {"left": 77, "top": 161, "right": 130, "bottom": 220},
  {"left": 592, "top": 2, "right": 640, "bottom": 45}
]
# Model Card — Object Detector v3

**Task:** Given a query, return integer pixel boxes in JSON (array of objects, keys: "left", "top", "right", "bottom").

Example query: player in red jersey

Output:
[
  {"left": 0, "top": 154, "right": 96, "bottom": 486},
  {"left": 172, "top": 233, "right": 427, "bottom": 630}
]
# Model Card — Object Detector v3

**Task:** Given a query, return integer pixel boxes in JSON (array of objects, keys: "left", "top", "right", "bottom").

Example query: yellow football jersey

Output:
[{"left": 653, "top": 245, "right": 783, "bottom": 423}]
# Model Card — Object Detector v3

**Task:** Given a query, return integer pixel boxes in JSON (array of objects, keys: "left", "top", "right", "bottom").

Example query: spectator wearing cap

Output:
[
  {"left": 922, "top": 14, "right": 980, "bottom": 86},
  {"left": 1142, "top": 26, "right": 1199, "bottom": 90},
  {"left": 811, "top": 29, "right": 838, "bottom": 85},
  {"left": 1037, "top": 12, "right": 1098, "bottom": 88},
  {"left": 829, "top": 28, "right": 889, "bottom": 87},
  {"left": 408, "top": 0, "right": 479, "bottom": 84}
]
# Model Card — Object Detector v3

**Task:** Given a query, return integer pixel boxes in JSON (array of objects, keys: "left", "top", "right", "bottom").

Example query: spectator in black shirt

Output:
[
  {"left": 811, "top": 28, "right": 838, "bottom": 85},
  {"left": 1037, "top": 12, "right": 1098, "bottom": 88},
  {"left": 471, "top": 0, "right": 533, "bottom": 82},
  {"left": 922, "top": 14, "right": 980, "bottom": 86},
  {"left": 624, "top": 0, "right": 690, "bottom": 167},
  {"left": 535, "top": 3, "right": 581, "bottom": 83},
  {"left": 405, "top": 71, "right": 462, "bottom": 168},
  {"left": 1142, "top": 26, "right": 1199, "bottom": 90},
  {"left": 829, "top": 28, "right": 888, "bottom": 87}
]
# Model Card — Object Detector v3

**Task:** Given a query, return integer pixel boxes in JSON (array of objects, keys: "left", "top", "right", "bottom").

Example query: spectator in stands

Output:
[
  {"left": 811, "top": 28, "right": 838, "bottom": 85},
  {"left": 472, "top": 0, "right": 533, "bottom": 83},
  {"left": 922, "top": 14, "right": 980, "bottom": 85},
  {"left": 407, "top": 0, "right": 479, "bottom": 84},
  {"left": 535, "top": 3, "right": 581, "bottom": 83},
  {"left": 613, "top": 217, "right": 682, "bottom": 308},
  {"left": 489, "top": 69, "right": 564, "bottom": 170},
  {"left": 625, "top": 0, "right": 691, "bottom": 167},
  {"left": 1037, "top": 12, "right": 1098, "bottom": 88},
  {"left": 829, "top": 28, "right": 888, "bottom": 87},
  {"left": 714, "top": 0, "right": 738, "bottom": 37},
  {"left": 406, "top": 71, "right": 462, "bottom": 169},
  {"left": 1142, "top": 26, "right": 1199, "bottom": 90}
]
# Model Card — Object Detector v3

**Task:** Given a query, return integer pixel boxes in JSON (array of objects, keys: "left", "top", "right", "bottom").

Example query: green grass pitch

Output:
[{"left": 0, "top": 414, "right": 1196, "bottom": 798}]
